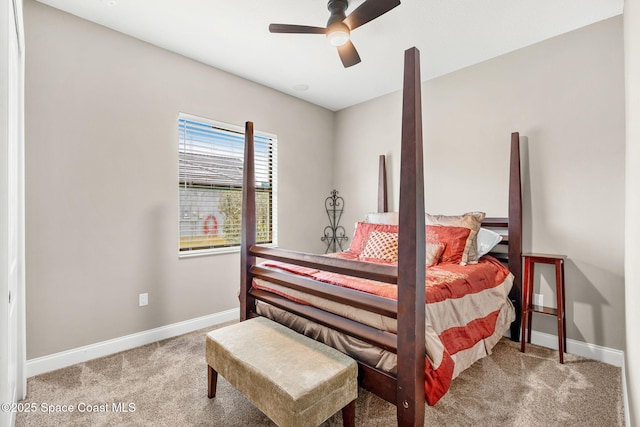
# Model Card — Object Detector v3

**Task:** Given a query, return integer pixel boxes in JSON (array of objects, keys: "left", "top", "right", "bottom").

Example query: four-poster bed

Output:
[{"left": 239, "top": 47, "right": 522, "bottom": 427}]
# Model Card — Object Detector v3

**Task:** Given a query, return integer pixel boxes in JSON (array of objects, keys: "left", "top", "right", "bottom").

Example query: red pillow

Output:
[
  {"left": 350, "top": 222, "right": 470, "bottom": 265},
  {"left": 425, "top": 225, "right": 471, "bottom": 264},
  {"left": 349, "top": 222, "right": 399, "bottom": 256}
]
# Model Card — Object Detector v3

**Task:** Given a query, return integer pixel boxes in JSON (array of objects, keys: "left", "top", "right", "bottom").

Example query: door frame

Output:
[{"left": 1, "top": 0, "right": 26, "bottom": 425}]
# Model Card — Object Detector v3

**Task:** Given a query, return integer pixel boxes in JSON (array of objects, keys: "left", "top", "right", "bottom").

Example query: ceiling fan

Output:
[{"left": 269, "top": 0, "right": 401, "bottom": 68}]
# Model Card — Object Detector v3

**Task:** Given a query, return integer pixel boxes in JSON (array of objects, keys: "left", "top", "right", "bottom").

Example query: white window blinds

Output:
[{"left": 178, "top": 114, "right": 277, "bottom": 255}]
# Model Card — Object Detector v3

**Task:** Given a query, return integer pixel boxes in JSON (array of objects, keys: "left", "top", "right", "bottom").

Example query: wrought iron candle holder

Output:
[{"left": 321, "top": 189, "right": 348, "bottom": 253}]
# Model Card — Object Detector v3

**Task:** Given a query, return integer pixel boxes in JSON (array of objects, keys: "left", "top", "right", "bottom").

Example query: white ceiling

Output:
[{"left": 35, "top": 0, "right": 623, "bottom": 111}]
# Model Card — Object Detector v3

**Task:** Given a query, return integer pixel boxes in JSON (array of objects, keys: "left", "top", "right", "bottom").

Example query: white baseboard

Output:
[
  {"left": 528, "top": 330, "right": 624, "bottom": 367},
  {"left": 26, "top": 308, "right": 239, "bottom": 378},
  {"left": 27, "top": 313, "right": 625, "bottom": 376}
]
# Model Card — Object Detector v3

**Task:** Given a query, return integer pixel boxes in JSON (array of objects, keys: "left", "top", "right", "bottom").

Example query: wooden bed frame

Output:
[{"left": 239, "top": 47, "right": 522, "bottom": 427}]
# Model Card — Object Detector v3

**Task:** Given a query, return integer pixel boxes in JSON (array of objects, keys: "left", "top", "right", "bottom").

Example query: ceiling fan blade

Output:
[
  {"left": 337, "top": 40, "right": 361, "bottom": 68},
  {"left": 343, "top": 0, "right": 401, "bottom": 31},
  {"left": 269, "top": 24, "right": 327, "bottom": 34}
]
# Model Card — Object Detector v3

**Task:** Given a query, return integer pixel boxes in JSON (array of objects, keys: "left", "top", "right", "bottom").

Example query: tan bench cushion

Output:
[{"left": 206, "top": 317, "right": 357, "bottom": 427}]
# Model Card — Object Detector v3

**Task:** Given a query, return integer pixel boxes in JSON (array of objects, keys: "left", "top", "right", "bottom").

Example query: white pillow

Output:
[
  {"left": 477, "top": 228, "right": 503, "bottom": 257},
  {"left": 364, "top": 211, "right": 399, "bottom": 225}
]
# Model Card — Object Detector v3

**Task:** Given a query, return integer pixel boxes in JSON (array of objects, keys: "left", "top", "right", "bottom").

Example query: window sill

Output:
[{"left": 178, "top": 243, "right": 278, "bottom": 259}]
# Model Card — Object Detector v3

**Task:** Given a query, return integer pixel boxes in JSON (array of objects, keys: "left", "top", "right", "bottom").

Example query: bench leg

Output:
[
  {"left": 208, "top": 365, "right": 218, "bottom": 398},
  {"left": 342, "top": 400, "right": 355, "bottom": 427}
]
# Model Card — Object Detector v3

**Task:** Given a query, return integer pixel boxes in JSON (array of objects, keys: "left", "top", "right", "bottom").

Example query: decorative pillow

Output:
[
  {"left": 477, "top": 228, "right": 503, "bottom": 257},
  {"left": 426, "top": 212, "right": 486, "bottom": 265},
  {"left": 350, "top": 222, "right": 446, "bottom": 266},
  {"left": 364, "top": 211, "right": 399, "bottom": 225},
  {"left": 425, "top": 243, "right": 445, "bottom": 267},
  {"left": 360, "top": 231, "right": 399, "bottom": 262},
  {"left": 425, "top": 225, "right": 472, "bottom": 264},
  {"left": 349, "top": 222, "right": 399, "bottom": 256}
]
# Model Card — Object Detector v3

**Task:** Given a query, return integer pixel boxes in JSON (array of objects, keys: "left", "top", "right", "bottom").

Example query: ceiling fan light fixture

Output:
[
  {"left": 326, "top": 23, "right": 350, "bottom": 46},
  {"left": 269, "top": 0, "right": 401, "bottom": 67}
]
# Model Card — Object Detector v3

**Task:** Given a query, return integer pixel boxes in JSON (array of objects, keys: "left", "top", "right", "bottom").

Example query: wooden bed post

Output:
[
  {"left": 240, "top": 121, "right": 256, "bottom": 321},
  {"left": 508, "top": 132, "right": 522, "bottom": 341},
  {"left": 378, "top": 155, "right": 388, "bottom": 213},
  {"left": 396, "top": 47, "right": 426, "bottom": 427}
]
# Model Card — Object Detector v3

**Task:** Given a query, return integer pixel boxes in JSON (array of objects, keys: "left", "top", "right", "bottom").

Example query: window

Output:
[{"left": 178, "top": 113, "right": 277, "bottom": 255}]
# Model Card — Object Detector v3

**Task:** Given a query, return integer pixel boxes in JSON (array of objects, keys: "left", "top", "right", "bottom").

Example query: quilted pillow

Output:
[
  {"left": 349, "top": 222, "right": 399, "bottom": 256},
  {"left": 426, "top": 212, "right": 485, "bottom": 265},
  {"left": 360, "top": 231, "right": 398, "bottom": 262},
  {"left": 359, "top": 231, "right": 445, "bottom": 266},
  {"left": 350, "top": 222, "right": 446, "bottom": 266}
]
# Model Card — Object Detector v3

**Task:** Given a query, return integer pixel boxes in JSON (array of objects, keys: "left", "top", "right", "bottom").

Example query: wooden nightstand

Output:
[{"left": 520, "top": 253, "right": 567, "bottom": 363}]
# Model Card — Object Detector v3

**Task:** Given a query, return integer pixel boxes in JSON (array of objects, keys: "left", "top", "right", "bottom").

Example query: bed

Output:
[{"left": 238, "top": 47, "right": 522, "bottom": 427}]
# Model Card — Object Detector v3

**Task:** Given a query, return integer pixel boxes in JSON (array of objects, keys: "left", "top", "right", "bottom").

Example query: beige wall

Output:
[
  {"left": 24, "top": 0, "right": 334, "bottom": 358},
  {"left": 624, "top": 0, "right": 639, "bottom": 424},
  {"left": 24, "top": 0, "right": 628, "bottom": 365},
  {"left": 334, "top": 17, "right": 625, "bottom": 350}
]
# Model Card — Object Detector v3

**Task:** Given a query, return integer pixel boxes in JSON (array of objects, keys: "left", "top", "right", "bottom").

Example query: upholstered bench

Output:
[{"left": 206, "top": 317, "right": 357, "bottom": 427}]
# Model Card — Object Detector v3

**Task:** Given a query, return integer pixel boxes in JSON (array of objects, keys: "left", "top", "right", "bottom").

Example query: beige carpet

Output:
[{"left": 17, "top": 323, "right": 624, "bottom": 426}]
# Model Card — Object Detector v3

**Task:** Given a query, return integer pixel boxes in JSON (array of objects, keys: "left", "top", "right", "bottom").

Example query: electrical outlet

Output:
[
  {"left": 139, "top": 293, "right": 148, "bottom": 307},
  {"left": 533, "top": 293, "right": 543, "bottom": 307}
]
